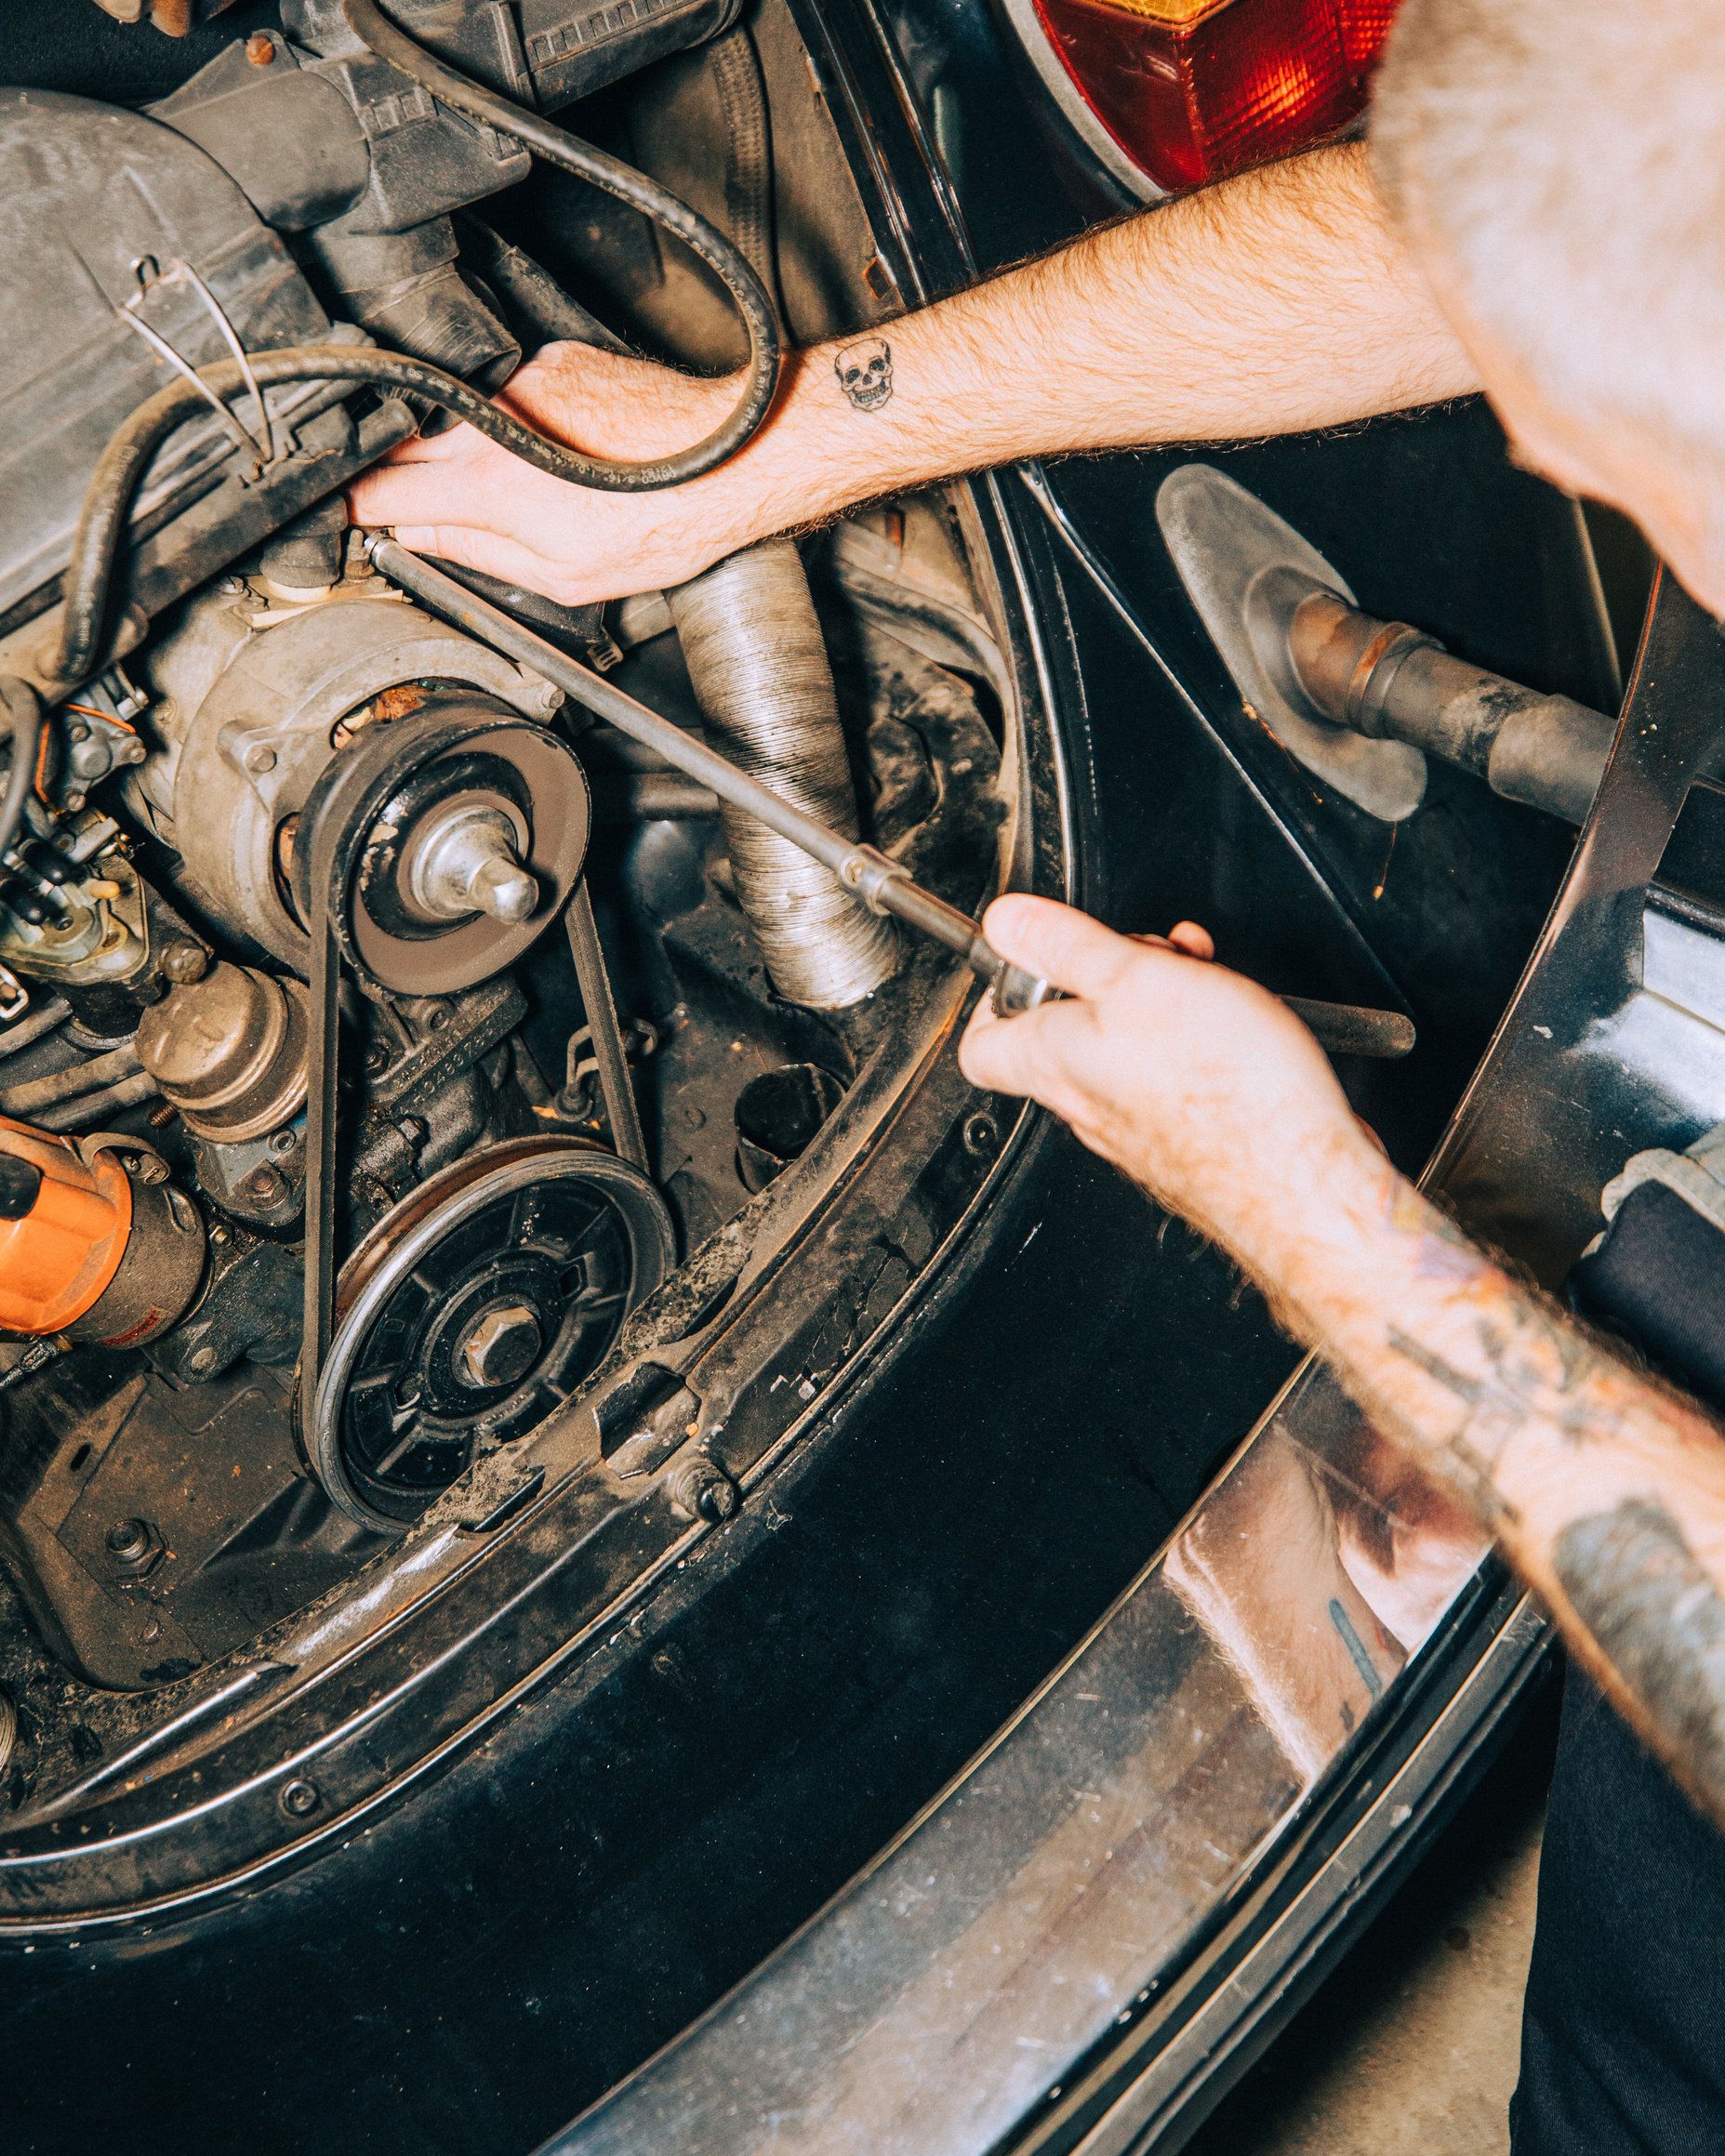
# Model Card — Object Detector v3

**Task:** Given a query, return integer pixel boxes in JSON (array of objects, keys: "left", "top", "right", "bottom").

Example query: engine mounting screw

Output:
[
  {"left": 243, "top": 745, "right": 277, "bottom": 775},
  {"left": 268, "top": 1128, "right": 298, "bottom": 1155},
  {"left": 106, "top": 1517, "right": 150, "bottom": 1559},
  {"left": 159, "top": 940, "right": 208, "bottom": 985},
  {"left": 667, "top": 1457, "right": 740, "bottom": 1524},
  {"left": 66, "top": 721, "right": 87, "bottom": 744},
  {"left": 278, "top": 1778, "right": 320, "bottom": 1818},
  {"left": 188, "top": 1346, "right": 218, "bottom": 1376},
  {"left": 241, "top": 1164, "right": 288, "bottom": 1206},
  {"left": 247, "top": 32, "right": 277, "bottom": 65},
  {"left": 962, "top": 1110, "right": 1001, "bottom": 1158}
]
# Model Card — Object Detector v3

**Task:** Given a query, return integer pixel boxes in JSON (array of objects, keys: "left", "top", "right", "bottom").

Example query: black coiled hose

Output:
[
  {"left": 340, "top": 0, "right": 780, "bottom": 457},
  {"left": 52, "top": 338, "right": 747, "bottom": 692}
]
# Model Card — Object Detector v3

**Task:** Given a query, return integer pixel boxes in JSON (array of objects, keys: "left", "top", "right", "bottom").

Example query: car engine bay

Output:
[{"left": 0, "top": 0, "right": 1022, "bottom": 1832}]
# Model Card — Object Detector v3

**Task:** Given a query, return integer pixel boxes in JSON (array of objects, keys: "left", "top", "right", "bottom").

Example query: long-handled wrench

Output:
[{"left": 366, "top": 538, "right": 1414, "bottom": 1058}]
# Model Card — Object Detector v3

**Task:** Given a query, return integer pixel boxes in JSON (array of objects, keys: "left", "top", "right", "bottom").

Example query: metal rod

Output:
[
  {"left": 367, "top": 541, "right": 1411, "bottom": 1047},
  {"left": 366, "top": 538, "right": 1043, "bottom": 1001},
  {"left": 564, "top": 880, "right": 649, "bottom": 1172}
]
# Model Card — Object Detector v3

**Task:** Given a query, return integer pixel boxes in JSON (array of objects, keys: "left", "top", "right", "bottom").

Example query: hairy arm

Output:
[
  {"left": 961, "top": 897, "right": 1725, "bottom": 1826},
  {"left": 346, "top": 140, "right": 1475, "bottom": 602}
]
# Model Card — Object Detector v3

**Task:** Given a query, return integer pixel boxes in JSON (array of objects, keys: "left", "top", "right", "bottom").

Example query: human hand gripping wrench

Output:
[{"left": 366, "top": 537, "right": 1413, "bottom": 1059}]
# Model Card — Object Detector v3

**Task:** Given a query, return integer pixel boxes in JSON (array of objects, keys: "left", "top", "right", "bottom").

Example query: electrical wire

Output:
[{"left": 339, "top": 0, "right": 779, "bottom": 464}]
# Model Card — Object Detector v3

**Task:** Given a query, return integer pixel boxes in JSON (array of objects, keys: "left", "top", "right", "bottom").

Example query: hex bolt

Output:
[
  {"left": 458, "top": 1304, "right": 544, "bottom": 1390},
  {"left": 105, "top": 1516, "right": 163, "bottom": 1574},
  {"left": 668, "top": 1457, "right": 740, "bottom": 1524},
  {"left": 159, "top": 940, "right": 209, "bottom": 985},
  {"left": 242, "top": 1163, "right": 289, "bottom": 1206},
  {"left": 278, "top": 1778, "right": 320, "bottom": 1818},
  {"left": 106, "top": 1517, "right": 151, "bottom": 1560}
]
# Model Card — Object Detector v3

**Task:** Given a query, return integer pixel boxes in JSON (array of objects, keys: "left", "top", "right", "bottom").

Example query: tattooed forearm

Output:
[
  {"left": 1294, "top": 1168, "right": 1725, "bottom": 1824},
  {"left": 1555, "top": 1500, "right": 1725, "bottom": 1827}
]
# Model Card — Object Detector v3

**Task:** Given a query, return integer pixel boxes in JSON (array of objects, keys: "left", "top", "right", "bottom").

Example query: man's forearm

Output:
[
  {"left": 1264, "top": 1145, "right": 1725, "bottom": 1821},
  {"left": 702, "top": 139, "right": 1479, "bottom": 546},
  {"left": 350, "top": 139, "right": 1479, "bottom": 600}
]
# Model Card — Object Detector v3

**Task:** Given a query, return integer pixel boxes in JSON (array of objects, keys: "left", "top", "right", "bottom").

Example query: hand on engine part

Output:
[
  {"left": 344, "top": 342, "right": 773, "bottom": 605},
  {"left": 959, "top": 895, "right": 1385, "bottom": 1285}
]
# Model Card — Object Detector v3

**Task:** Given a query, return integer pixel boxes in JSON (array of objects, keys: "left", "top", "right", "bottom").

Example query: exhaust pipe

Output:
[
  {"left": 1281, "top": 586, "right": 1615, "bottom": 827},
  {"left": 669, "top": 540, "right": 898, "bottom": 1008}
]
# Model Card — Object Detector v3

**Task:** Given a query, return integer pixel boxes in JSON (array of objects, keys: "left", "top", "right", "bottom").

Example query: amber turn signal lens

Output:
[{"left": 1030, "top": 0, "right": 1399, "bottom": 191}]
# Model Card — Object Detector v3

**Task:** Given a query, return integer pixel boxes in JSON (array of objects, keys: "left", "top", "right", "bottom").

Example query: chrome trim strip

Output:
[{"left": 993, "top": 0, "right": 1166, "bottom": 203}]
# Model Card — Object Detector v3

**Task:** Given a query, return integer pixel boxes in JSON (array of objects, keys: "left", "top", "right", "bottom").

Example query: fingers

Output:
[
  {"left": 369, "top": 424, "right": 477, "bottom": 468},
  {"left": 345, "top": 457, "right": 518, "bottom": 529},
  {"left": 981, "top": 895, "right": 1148, "bottom": 1001},
  {"left": 958, "top": 994, "right": 1069, "bottom": 1101},
  {"left": 1167, "top": 919, "right": 1215, "bottom": 960},
  {"left": 383, "top": 525, "right": 583, "bottom": 596}
]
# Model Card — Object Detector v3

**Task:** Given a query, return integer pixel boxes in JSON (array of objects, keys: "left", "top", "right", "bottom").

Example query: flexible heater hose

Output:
[{"left": 670, "top": 541, "right": 898, "bottom": 1008}]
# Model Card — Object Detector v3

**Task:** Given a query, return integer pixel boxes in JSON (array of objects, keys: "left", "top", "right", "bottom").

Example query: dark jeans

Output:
[{"left": 1512, "top": 1660, "right": 1725, "bottom": 2153}]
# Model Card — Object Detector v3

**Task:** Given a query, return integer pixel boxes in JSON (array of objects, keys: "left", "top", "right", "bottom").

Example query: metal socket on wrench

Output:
[{"left": 365, "top": 540, "right": 1411, "bottom": 1052}]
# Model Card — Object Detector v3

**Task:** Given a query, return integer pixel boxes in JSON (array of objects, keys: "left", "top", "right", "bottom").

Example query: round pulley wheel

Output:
[
  {"left": 293, "top": 694, "right": 590, "bottom": 994},
  {"left": 308, "top": 1138, "right": 676, "bottom": 1530}
]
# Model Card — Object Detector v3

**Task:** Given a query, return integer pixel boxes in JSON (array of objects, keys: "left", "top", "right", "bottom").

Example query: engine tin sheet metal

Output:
[{"left": 537, "top": 588, "right": 1725, "bottom": 2156}]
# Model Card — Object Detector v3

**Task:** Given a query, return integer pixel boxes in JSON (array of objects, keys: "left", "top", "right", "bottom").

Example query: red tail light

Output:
[{"left": 1028, "top": 0, "right": 1400, "bottom": 192}]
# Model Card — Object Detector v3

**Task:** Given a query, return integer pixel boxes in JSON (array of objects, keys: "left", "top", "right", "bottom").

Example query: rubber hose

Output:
[
  {"left": 51, "top": 341, "right": 759, "bottom": 690},
  {"left": 0, "top": 999, "right": 71, "bottom": 1062},
  {"left": 0, "top": 679, "right": 42, "bottom": 873},
  {"left": 340, "top": 0, "right": 779, "bottom": 461},
  {"left": 455, "top": 216, "right": 632, "bottom": 357},
  {"left": 707, "top": 26, "right": 782, "bottom": 312},
  {"left": 0, "top": 1042, "right": 140, "bottom": 1118},
  {"left": 668, "top": 540, "right": 897, "bottom": 1008}
]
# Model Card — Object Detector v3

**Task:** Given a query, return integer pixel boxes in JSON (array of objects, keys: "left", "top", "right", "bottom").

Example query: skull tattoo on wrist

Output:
[{"left": 834, "top": 336, "right": 894, "bottom": 411}]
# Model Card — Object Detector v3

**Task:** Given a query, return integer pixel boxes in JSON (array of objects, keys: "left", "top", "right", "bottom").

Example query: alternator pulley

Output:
[{"left": 293, "top": 694, "right": 590, "bottom": 995}]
